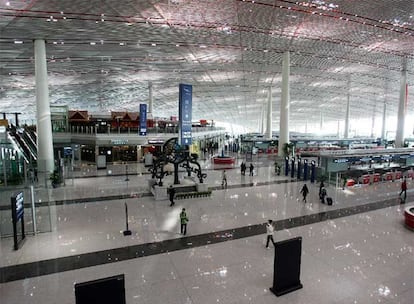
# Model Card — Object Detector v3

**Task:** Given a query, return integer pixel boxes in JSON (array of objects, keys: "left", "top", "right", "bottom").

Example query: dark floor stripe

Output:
[
  {"left": 0, "top": 196, "right": 407, "bottom": 283},
  {"left": 0, "top": 178, "right": 295, "bottom": 210}
]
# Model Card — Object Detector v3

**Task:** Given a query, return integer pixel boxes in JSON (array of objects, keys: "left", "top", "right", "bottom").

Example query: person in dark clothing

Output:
[
  {"left": 180, "top": 208, "right": 189, "bottom": 235},
  {"left": 400, "top": 177, "right": 407, "bottom": 202},
  {"left": 168, "top": 185, "right": 175, "bottom": 207},
  {"left": 319, "top": 180, "right": 325, "bottom": 196},
  {"left": 221, "top": 170, "right": 228, "bottom": 188},
  {"left": 320, "top": 187, "right": 327, "bottom": 204},
  {"left": 249, "top": 163, "right": 254, "bottom": 176},
  {"left": 300, "top": 184, "right": 309, "bottom": 203},
  {"left": 241, "top": 162, "right": 246, "bottom": 175}
]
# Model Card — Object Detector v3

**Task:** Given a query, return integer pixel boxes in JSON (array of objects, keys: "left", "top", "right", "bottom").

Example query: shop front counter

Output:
[
  {"left": 404, "top": 206, "right": 414, "bottom": 229},
  {"left": 395, "top": 171, "right": 402, "bottom": 180},
  {"left": 373, "top": 173, "right": 381, "bottom": 183},
  {"left": 384, "top": 172, "right": 394, "bottom": 181},
  {"left": 346, "top": 179, "right": 356, "bottom": 187},
  {"left": 361, "top": 175, "right": 371, "bottom": 185}
]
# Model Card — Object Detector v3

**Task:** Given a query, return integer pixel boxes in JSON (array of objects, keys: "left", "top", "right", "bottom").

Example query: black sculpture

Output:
[{"left": 149, "top": 137, "right": 207, "bottom": 186}]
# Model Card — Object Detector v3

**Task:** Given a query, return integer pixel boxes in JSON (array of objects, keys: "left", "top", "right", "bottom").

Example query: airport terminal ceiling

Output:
[{"left": 0, "top": 0, "right": 414, "bottom": 132}]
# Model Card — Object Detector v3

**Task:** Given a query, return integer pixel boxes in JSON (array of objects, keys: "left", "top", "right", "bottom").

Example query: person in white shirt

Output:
[{"left": 265, "top": 219, "right": 275, "bottom": 249}]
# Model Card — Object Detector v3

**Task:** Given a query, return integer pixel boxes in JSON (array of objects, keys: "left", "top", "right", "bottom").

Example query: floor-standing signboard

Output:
[
  {"left": 178, "top": 84, "right": 192, "bottom": 146},
  {"left": 75, "top": 274, "right": 126, "bottom": 304},
  {"left": 139, "top": 103, "right": 147, "bottom": 136},
  {"left": 11, "top": 191, "right": 25, "bottom": 250},
  {"left": 270, "top": 237, "right": 303, "bottom": 296}
]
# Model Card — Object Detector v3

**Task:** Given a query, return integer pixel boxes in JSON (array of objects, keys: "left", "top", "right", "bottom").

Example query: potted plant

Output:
[{"left": 50, "top": 171, "right": 60, "bottom": 188}]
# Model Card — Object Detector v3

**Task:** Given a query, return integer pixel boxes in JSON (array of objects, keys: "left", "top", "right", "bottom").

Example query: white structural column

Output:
[
  {"left": 265, "top": 87, "right": 272, "bottom": 139},
  {"left": 278, "top": 51, "right": 290, "bottom": 156},
  {"left": 260, "top": 104, "right": 265, "bottom": 134},
  {"left": 370, "top": 104, "right": 376, "bottom": 138},
  {"left": 337, "top": 120, "right": 340, "bottom": 138},
  {"left": 381, "top": 100, "right": 387, "bottom": 141},
  {"left": 395, "top": 59, "right": 407, "bottom": 148},
  {"left": 148, "top": 81, "right": 153, "bottom": 117},
  {"left": 344, "top": 91, "right": 350, "bottom": 138},
  {"left": 34, "top": 39, "right": 54, "bottom": 174},
  {"left": 319, "top": 111, "right": 323, "bottom": 131}
]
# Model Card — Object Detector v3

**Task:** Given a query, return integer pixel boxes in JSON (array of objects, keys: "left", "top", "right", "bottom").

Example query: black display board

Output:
[
  {"left": 11, "top": 191, "right": 25, "bottom": 250},
  {"left": 270, "top": 237, "right": 303, "bottom": 297},
  {"left": 75, "top": 274, "right": 126, "bottom": 304}
]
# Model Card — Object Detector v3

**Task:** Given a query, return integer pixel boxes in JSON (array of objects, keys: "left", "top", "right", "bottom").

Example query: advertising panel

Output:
[
  {"left": 11, "top": 191, "right": 25, "bottom": 250},
  {"left": 179, "top": 84, "right": 192, "bottom": 145},
  {"left": 139, "top": 104, "right": 147, "bottom": 136},
  {"left": 12, "top": 191, "right": 24, "bottom": 221}
]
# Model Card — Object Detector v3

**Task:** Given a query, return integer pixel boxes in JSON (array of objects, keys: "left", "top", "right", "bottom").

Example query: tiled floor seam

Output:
[{"left": 0, "top": 178, "right": 296, "bottom": 209}]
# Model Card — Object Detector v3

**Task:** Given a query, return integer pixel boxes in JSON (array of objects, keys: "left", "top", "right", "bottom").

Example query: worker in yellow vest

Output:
[{"left": 180, "top": 208, "right": 189, "bottom": 235}]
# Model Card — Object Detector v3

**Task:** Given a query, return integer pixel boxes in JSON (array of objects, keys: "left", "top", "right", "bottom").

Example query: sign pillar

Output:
[
  {"left": 11, "top": 191, "right": 25, "bottom": 250},
  {"left": 139, "top": 104, "right": 147, "bottom": 136},
  {"left": 178, "top": 84, "right": 192, "bottom": 146}
]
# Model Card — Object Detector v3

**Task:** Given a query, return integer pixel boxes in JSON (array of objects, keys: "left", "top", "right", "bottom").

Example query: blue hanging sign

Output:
[
  {"left": 179, "top": 84, "right": 192, "bottom": 145},
  {"left": 139, "top": 104, "right": 147, "bottom": 136}
]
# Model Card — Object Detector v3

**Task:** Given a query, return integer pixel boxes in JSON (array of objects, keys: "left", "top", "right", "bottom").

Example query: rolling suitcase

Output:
[{"left": 326, "top": 197, "right": 333, "bottom": 205}]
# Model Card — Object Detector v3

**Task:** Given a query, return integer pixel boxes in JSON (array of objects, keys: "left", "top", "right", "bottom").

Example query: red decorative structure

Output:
[
  {"left": 404, "top": 206, "right": 414, "bottom": 229},
  {"left": 212, "top": 156, "right": 236, "bottom": 164},
  {"left": 373, "top": 173, "right": 380, "bottom": 183}
]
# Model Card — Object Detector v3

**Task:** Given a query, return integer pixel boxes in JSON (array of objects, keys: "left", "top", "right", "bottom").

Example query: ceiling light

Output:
[
  {"left": 199, "top": 45, "right": 207, "bottom": 48},
  {"left": 176, "top": 44, "right": 180, "bottom": 47},
  {"left": 90, "top": 42, "right": 96, "bottom": 45},
  {"left": 119, "top": 42, "right": 125, "bottom": 46},
  {"left": 14, "top": 40, "right": 23, "bottom": 44},
  {"left": 263, "top": 49, "right": 268, "bottom": 53},
  {"left": 151, "top": 43, "right": 156, "bottom": 46},
  {"left": 6, "top": 1, "right": 10, "bottom": 6}
]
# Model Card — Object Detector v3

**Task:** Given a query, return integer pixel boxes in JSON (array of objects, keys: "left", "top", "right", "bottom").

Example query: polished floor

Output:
[{"left": 0, "top": 157, "right": 413, "bottom": 303}]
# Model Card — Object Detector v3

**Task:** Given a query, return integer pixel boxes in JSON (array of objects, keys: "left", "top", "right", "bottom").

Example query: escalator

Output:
[
  {"left": 8, "top": 126, "right": 37, "bottom": 162},
  {"left": 25, "top": 128, "right": 37, "bottom": 148},
  {"left": 21, "top": 128, "right": 37, "bottom": 157}
]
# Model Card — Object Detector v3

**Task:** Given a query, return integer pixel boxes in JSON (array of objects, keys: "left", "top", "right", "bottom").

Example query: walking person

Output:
[
  {"left": 249, "top": 163, "right": 254, "bottom": 176},
  {"left": 241, "top": 162, "right": 246, "bottom": 175},
  {"left": 168, "top": 185, "right": 175, "bottom": 207},
  {"left": 400, "top": 177, "right": 407, "bottom": 203},
  {"left": 221, "top": 170, "right": 228, "bottom": 188},
  {"left": 180, "top": 208, "right": 189, "bottom": 235},
  {"left": 319, "top": 180, "right": 325, "bottom": 197},
  {"left": 265, "top": 220, "right": 275, "bottom": 249},
  {"left": 300, "top": 184, "right": 309, "bottom": 203},
  {"left": 320, "top": 187, "right": 327, "bottom": 204}
]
